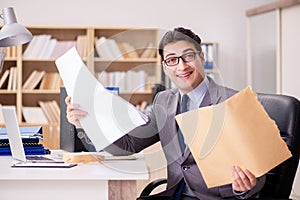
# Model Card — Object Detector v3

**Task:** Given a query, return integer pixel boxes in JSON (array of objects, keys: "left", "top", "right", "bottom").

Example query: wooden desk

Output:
[{"left": 0, "top": 155, "right": 148, "bottom": 200}]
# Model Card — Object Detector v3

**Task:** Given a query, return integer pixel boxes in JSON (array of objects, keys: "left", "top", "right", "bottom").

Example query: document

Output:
[
  {"left": 175, "top": 87, "right": 292, "bottom": 188},
  {"left": 55, "top": 47, "right": 148, "bottom": 151}
]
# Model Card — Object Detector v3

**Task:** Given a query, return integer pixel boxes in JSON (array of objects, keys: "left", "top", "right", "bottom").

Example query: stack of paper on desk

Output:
[
  {"left": 175, "top": 87, "right": 291, "bottom": 188},
  {"left": 55, "top": 47, "right": 148, "bottom": 152}
]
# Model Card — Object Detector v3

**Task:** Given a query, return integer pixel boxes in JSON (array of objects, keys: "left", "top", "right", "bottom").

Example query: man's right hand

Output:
[{"left": 65, "top": 96, "right": 88, "bottom": 128}]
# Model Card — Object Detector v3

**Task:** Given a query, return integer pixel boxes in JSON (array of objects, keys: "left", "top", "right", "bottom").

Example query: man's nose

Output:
[{"left": 177, "top": 57, "right": 188, "bottom": 69}]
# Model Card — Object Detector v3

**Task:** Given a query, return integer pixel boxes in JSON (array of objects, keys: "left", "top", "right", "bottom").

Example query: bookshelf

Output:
[{"left": 0, "top": 26, "right": 161, "bottom": 126}]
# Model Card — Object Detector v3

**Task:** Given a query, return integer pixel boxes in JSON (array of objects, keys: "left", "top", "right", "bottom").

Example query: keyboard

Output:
[{"left": 26, "top": 155, "right": 54, "bottom": 161}]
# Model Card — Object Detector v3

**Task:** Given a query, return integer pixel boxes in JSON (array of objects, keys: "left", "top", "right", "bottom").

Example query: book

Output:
[
  {"left": 95, "top": 37, "right": 114, "bottom": 59},
  {"left": 7, "top": 67, "right": 15, "bottom": 90},
  {"left": 140, "top": 43, "right": 156, "bottom": 58},
  {"left": 38, "top": 101, "right": 59, "bottom": 123},
  {"left": 22, "top": 70, "right": 38, "bottom": 89},
  {"left": 42, "top": 38, "right": 58, "bottom": 59},
  {"left": 51, "top": 100, "right": 60, "bottom": 122},
  {"left": 22, "top": 70, "right": 46, "bottom": 90},
  {"left": 12, "top": 67, "right": 17, "bottom": 90},
  {"left": 50, "top": 41, "right": 76, "bottom": 59},
  {"left": 37, "top": 35, "right": 51, "bottom": 59},
  {"left": 0, "top": 69, "right": 10, "bottom": 89},
  {"left": 29, "top": 70, "right": 46, "bottom": 90},
  {"left": 38, "top": 101, "right": 54, "bottom": 123},
  {"left": 22, "top": 106, "right": 49, "bottom": 124},
  {"left": 47, "top": 101, "right": 59, "bottom": 123},
  {"left": 23, "top": 35, "right": 38, "bottom": 58},
  {"left": 76, "top": 35, "right": 88, "bottom": 58},
  {"left": 118, "top": 42, "right": 139, "bottom": 59},
  {"left": 106, "top": 38, "right": 124, "bottom": 60},
  {"left": 39, "top": 72, "right": 61, "bottom": 90}
]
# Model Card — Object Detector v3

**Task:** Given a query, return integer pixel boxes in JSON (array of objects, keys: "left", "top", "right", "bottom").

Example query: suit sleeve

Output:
[{"left": 104, "top": 94, "right": 161, "bottom": 156}]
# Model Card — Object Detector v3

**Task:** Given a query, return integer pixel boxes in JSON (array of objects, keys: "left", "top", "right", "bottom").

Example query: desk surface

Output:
[
  {"left": 0, "top": 154, "right": 148, "bottom": 181},
  {"left": 0, "top": 152, "right": 148, "bottom": 200}
]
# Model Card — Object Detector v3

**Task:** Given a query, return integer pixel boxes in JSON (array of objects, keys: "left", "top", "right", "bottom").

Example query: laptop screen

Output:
[{"left": 2, "top": 106, "right": 26, "bottom": 162}]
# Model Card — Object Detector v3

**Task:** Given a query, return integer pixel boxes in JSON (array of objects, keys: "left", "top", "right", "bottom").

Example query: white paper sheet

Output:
[{"left": 55, "top": 47, "right": 148, "bottom": 151}]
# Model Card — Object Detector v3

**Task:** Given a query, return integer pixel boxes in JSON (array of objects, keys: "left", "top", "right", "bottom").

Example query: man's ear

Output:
[
  {"left": 199, "top": 51, "right": 205, "bottom": 63},
  {"left": 162, "top": 64, "right": 170, "bottom": 77}
]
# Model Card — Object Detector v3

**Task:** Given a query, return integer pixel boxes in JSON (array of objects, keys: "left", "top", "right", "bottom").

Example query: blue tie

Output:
[{"left": 178, "top": 94, "right": 188, "bottom": 154}]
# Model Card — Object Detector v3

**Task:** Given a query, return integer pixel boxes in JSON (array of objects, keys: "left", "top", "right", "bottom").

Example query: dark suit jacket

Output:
[{"left": 105, "top": 77, "right": 266, "bottom": 199}]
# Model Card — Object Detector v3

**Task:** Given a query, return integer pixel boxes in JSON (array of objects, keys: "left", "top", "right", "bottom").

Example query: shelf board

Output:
[
  {"left": 120, "top": 90, "right": 152, "bottom": 95},
  {"left": 22, "top": 89, "right": 60, "bottom": 94},
  {"left": 94, "top": 57, "right": 157, "bottom": 63},
  {"left": 4, "top": 58, "right": 17, "bottom": 61},
  {"left": 22, "top": 58, "right": 88, "bottom": 62},
  {"left": 0, "top": 90, "right": 17, "bottom": 94}
]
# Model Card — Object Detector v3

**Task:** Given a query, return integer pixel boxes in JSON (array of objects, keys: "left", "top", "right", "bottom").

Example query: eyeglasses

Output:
[{"left": 162, "top": 51, "right": 200, "bottom": 67}]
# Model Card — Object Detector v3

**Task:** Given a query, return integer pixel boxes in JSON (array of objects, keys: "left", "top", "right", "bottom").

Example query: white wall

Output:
[{"left": 0, "top": 0, "right": 274, "bottom": 90}]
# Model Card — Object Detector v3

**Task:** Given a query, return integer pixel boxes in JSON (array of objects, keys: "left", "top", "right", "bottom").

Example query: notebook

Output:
[{"left": 1, "top": 106, "right": 77, "bottom": 168}]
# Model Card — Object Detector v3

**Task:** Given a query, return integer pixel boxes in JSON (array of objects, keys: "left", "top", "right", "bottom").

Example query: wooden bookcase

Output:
[{"left": 0, "top": 26, "right": 161, "bottom": 126}]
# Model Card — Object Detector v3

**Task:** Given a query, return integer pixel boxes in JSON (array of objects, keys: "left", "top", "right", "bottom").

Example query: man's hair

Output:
[{"left": 158, "top": 27, "right": 202, "bottom": 61}]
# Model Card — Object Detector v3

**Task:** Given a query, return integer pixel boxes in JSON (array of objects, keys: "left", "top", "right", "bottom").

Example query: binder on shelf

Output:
[{"left": 202, "top": 43, "right": 216, "bottom": 69}]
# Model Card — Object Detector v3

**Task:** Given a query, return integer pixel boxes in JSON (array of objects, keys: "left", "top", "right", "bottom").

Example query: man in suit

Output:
[{"left": 66, "top": 27, "right": 265, "bottom": 199}]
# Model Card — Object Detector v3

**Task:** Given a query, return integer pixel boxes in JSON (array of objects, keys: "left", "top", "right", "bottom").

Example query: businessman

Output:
[{"left": 66, "top": 27, "right": 265, "bottom": 199}]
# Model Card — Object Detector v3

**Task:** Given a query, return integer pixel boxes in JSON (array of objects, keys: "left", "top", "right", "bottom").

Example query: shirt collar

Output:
[{"left": 179, "top": 76, "right": 209, "bottom": 107}]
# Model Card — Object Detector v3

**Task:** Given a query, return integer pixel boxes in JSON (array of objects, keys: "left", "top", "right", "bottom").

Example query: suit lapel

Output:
[{"left": 162, "top": 89, "right": 184, "bottom": 163}]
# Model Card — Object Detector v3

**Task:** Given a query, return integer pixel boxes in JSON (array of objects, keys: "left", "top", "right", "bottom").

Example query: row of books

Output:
[
  {"left": 0, "top": 67, "right": 17, "bottom": 90},
  {"left": 95, "top": 37, "right": 156, "bottom": 60},
  {"left": 22, "top": 34, "right": 86, "bottom": 59},
  {"left": 22, "top": 100, "right": 60, "bottom": 124},
  {"left": 3, "top": 46, "right": 18, "bottom": 59},
  {"left": 0, "top": 126, "right": 47, "bottom": 155},
  {"left": 23, "top": 70, "right": 63, "bottom": 90},
  {"left": 98, "top": 70, "right": 148, "bottom": 92},
  {"left": 4, "top": 34, "right": 156, "bottom": 60}
]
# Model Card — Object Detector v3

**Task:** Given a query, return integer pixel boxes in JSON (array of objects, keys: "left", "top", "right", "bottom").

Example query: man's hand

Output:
[
  {"left": 65, "top": 96, "right": 87, "bottom": 128},
  {"left": 232, "top": 166, "right": 256, "bottom": 192}
]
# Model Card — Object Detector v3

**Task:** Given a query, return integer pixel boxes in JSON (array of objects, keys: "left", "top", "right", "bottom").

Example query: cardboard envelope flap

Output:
[{"left": 199, "top": 102, "right": 226, "bottom": 159}]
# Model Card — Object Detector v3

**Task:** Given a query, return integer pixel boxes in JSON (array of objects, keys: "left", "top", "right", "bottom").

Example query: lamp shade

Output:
[{"left": 0, "top": 7, "right": 32, "bottom": 47}]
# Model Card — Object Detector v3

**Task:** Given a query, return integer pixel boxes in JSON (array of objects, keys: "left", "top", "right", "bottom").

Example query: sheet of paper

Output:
[
  {"left": 55, "top": 47, "right": 148, "bottom": 151},
  {"left": 175, "top": 87, "right": 292, "bottom": 188}
]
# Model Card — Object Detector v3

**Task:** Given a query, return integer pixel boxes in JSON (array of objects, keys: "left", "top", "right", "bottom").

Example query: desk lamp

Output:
[{"left": 0, "top": 7, "right": 32, "bottom": 72}]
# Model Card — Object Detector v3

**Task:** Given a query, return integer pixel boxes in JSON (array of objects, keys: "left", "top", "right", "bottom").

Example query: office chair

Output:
[{"left": 139, "top": 93, "right": 300, "bottom": 199}]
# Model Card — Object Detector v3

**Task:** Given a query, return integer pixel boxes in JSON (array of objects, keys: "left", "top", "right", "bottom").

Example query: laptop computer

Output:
[{"left": 2, "top": 106, "right": 77, "bottom": 168}]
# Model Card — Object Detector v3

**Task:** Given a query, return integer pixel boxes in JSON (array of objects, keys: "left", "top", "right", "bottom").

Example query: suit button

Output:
[{"left": 182, "top": 165, "right": 190, "bottom": 171}]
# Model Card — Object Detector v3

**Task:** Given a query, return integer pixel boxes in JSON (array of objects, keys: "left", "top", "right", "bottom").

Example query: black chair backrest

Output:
[{"left": 257, "top": 93, "right": 300, "bottom": 198}]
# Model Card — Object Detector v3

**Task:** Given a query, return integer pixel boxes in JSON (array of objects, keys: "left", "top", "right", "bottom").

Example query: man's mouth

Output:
[{"left": 177, "top": 71, "right": 193, "bottom": 79}]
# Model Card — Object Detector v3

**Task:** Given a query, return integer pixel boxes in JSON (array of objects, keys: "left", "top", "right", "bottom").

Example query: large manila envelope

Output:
[{"left": 175, "top": 87, "right": 292, "bottom": 188}]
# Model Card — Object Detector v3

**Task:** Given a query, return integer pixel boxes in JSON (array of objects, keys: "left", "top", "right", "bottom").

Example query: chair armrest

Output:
[{"left": 140, "top": 178, "right": 167, "bottom": 196}]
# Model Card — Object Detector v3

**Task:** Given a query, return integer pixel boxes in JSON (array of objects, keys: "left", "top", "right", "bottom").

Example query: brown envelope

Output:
[{"left": 175, "top": 87, "right": 292, "bottom": 188}]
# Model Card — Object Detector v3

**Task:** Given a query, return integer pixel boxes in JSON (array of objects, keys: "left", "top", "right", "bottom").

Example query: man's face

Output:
[{"left": 162, "top": 40, "right": 205, "bottom": 94}]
